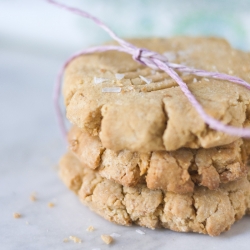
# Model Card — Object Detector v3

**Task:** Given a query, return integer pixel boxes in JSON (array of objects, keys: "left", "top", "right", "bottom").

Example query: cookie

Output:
[
  {"left": 68, "top": 126, "right": 248, "bottom": 193},
  {"left": 244, "top": 139, "right": 250, "bottom": 165},
  {"left": 63, "top": 37, "right": 250, "bottom": 152},
  {"left": 59, "top": 152, "right": 250, "bottom": 236}
]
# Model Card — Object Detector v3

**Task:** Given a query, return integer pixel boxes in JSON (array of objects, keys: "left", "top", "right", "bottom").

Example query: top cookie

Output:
[{"left": 64, "top": 37, "right": 250, "bottom": 152}]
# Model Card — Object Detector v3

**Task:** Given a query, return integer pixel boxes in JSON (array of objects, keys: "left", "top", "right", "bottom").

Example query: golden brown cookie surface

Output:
[
  {"left": 64, "top": 37, "right": 250, "bottom": 152},
  {"left": 67, "top": 126, "right": 248, "bottom": 193},
  {"left": 59, "top": 152, "right": 250, "bottom": 236}
]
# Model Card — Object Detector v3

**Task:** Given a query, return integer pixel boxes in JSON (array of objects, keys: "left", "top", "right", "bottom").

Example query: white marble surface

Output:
[{"left": 1, "top": 1, "right": 250, "bottom": 249}]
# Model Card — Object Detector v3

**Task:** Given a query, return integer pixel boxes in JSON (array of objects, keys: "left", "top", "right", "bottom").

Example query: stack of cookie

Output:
[{"left": 59, "top": 37, "right": 250, "bottom": 236}]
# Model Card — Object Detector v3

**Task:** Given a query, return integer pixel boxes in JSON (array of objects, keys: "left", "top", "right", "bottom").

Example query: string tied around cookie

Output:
[
  {"left": 46, "top": 0, "right": 250, "bottom": 141},
  {"left": 132, "top": 48, "right": 144, "bottom": 64}
]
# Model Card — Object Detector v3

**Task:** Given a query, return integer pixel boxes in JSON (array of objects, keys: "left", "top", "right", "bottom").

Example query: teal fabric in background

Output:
[
  {"left": 74, "top": 0, "right": 250, "bottom": 51},
  {"left": 1, "top": 0, "right": 250, "bottom": 60}
]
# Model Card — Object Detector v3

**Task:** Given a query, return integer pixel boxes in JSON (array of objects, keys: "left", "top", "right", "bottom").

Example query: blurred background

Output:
[
  {"left": 1, "top": 0, "right": 250, "bottom": 249},
  {"left": 2, "top": 0, "right": 250, "bottom": 55}
]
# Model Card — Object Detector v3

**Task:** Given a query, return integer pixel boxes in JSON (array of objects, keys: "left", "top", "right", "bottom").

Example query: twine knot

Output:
[
  {"left": 48, "top": 0, "right": 250, "bottom": 139},
  {"left": 132, "top": 48, "right": 144, "bottom": 64}
]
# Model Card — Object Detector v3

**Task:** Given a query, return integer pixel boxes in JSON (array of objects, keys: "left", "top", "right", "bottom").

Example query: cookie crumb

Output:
[
  {"left": 63, "top": 238, "right": 69, "bottom": 243},
  {"left": 136, "top": 229, "right": 145, "bottom": 235},
  {"left": 204, "top": 78, "right": 210, "bottom": 82},
  {"left": 13, "top": 213, "right": 21, "bottom": 219},
  {"left": 30, "top": 193, "right": 37, "bottom": 202},
  {"left": 69, "top": 236, "right": 82, "bottom": 243},
  {"left": 87, "top": 225, "right": 95, "bottom": 232},
  {"left": 101, "top": 234, "right": 113, "bottom": 244},
  {"left": 48, "top": 202, "right": 55, "bottom": 208}
]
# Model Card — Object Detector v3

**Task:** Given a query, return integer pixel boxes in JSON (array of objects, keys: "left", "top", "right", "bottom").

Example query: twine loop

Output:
[{"left": 47, "top": 0, "right": 250, "bottom": 140}]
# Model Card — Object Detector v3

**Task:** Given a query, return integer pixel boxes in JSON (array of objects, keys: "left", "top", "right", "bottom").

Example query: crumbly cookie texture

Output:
[
  {"left": 68, "top": 126, "right": 248, "bottom": 193},
  {"left": 59, "top": 152, "right": 250, "bottom": 236},
  {"left": 244, "top": 139, "right": 250, "bottom": 165},
  {"left": 64, "top": 37, "right": 250, "bottom": 152}
]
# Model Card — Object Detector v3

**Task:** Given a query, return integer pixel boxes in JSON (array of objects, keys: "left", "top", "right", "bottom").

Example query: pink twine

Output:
[{"left": 47, "top": 0, "right": 250, "bottom": 141}]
